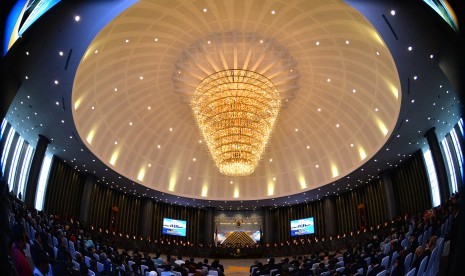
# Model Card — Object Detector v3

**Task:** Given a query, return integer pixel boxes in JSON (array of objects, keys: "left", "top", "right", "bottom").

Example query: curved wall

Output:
[{"left": 43, "top": 150, "right": 431, "bottom": 243}]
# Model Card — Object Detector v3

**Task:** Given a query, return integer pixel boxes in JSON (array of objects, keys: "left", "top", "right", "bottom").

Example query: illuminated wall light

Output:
[
  {"left": 86, "top": 129, "right": 96, "bottom": 144},
  {"left": 267, "top": 182, "right": 275, "bottom": 196},
  {"left": 74, "top": 98, "right": 81, "bottom": 110},
  {"left": 375, "top": 117, "right": 389, "bottom": 136},
  {"left": 358, "top": 147, "right": 367, "bottom": 160},
  {"left": 233, "top": 188, "right": 239, "bottom": 198},
  {"left": 387, "top": 82, "right": 399, "bottom": 99},
  {"left": 331, "top": 164, "right": 339, "bottom": 178},
  {"left": 298, "top": 176, "right": 307, "bottom": 189},
  {"left": 137, "top": 168, "right": 145, "bottom": 181},
  {"left": 201, "top": 185, "right": 208, "bottom": 197},
  {"left": 109, "top": 150, "right": 119, "bottom": 166},
  {"left": 168, "top": 175, "right": 177, "bottom": 192}
]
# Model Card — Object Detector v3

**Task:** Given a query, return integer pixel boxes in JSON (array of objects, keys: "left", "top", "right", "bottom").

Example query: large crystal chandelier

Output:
[{"left": 191, "top": 69, "right": 281, "bottom": 176}]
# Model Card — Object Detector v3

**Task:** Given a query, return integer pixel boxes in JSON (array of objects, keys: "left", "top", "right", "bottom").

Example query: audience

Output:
[{"left": 3, "top": 181, "right": 459, "bottom": 276}]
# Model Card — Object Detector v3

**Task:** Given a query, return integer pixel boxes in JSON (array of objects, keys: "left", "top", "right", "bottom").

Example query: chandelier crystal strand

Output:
[{"left": 192, "top": 69, "right": 281, "bottom": 176}]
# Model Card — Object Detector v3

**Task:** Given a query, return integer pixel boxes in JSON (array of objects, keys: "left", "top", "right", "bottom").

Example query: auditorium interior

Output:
[{"left": 1, "top": 0, "right": 464, "bottom": 275}]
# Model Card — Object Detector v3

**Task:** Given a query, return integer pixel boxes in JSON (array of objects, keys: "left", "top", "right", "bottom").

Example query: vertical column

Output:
[
  {"left": 262, "top": 206, "right": 271, "bottom": 243},
  {"left": 139, "top": 198, "right": 153, "bottom": 237},
  {"left": 205, "top": 207, "right": 215, "bottom": 244},
  {"left": 425, "top": 127, "right": 450, "bottom": 203},
  {"left": 453, "top": 124, "right": 465, "bottom": 187},
  {"left": 79, "top": 173, "right": 97, "bottom": 222},
  {"left": 323, "top": 196, "right": 337, "bottom": 237},
  {"left": 380, "top": 170, "right": 397, "bottom": 220},
  {"left": 25, "top": 135, "right": 49, "bottom": 207}
]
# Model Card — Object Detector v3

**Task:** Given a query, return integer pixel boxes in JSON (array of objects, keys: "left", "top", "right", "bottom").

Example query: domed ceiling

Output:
[{"left": 72, "top": 0, "right": 401, "bottom": 201}]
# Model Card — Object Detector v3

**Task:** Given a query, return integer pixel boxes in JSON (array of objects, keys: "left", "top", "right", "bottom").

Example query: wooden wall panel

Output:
[
  {"left": 270, "top": 200, "right": 326, "bottom": 242},
  {"left": 43, "top": 157, "right": 85, "bottom": 219},
  {"left": 392, "top": 150, "right": 432, "bottom": 216},
  {"left": 148, "top": 201, "right": 206, "bottom": 244}
]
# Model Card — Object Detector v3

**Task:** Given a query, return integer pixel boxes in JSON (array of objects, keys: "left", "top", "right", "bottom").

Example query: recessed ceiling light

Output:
[
  {"left": 94, "top": 50, "right": 98, "bottom": 54},
  {"left": 315, "top": 164, "right": 319, "bottom": 168},
  {"left": 352, "top": 89, "right": 356, "bottom": 93},
  {"left": 259, "top": 39, "right": 264, "bottom": 44},
  {"left": 74, "top": 15, "right": 80, "bottom": 22},
  {"left": 203, "top": 8, "right": 207, "bottom": 12},
  {"left": 139, "top": 76, "right": 143, "bottom": 80},
  {"left": 61, "top": 120, "right": 65, "bottom": 123},
  {"left": 169, "top": 128, "right": 173, "bottom": 131},
  {"left": 269, "top": 158, "right": 272, "bottom": 162},
  {"left": 193, "top": 158, "right": 196, "bottom": 162},
  {"left": 157, "top": 145, "right": 161, "bottom": 149},
  {"left": 430, "top": 54, "right": 434, "bottom": 59},
  {"left": 375, "top": 108, "right": 379, "bottom": 112},
  {"left": 26, "top": 51, "right": 29, "bottom": 55},
  {"left": 390, "top": 10, "right": 396, "bottom": 16},
  {"left": 148, "top": 164, "right": 152, "bottom": 167},
  {"left": 114, "top": 141, "right": 117, "bottom": 145},
  {"left": 147, "top": 106, "right": 151, "bottom": 110},
  {"left": 154, "top": 38, "right": 159, "bottom": 42},
  {"left": 413, "top": 76, "right": 418, "bottom": 80},
  {"left": 59, "top": 51, "right": 63, "bottom": 56},
  {"left": 376, "top": 51, "right": 380, "bottom": 55},
  {"left": 336, "top": 124, "right": 340, "bottom": 128},
  {"left": 350, "top": 144, "right": 354, "bottom": 147},
  {"left": 129, "top": 122, "right": 133, "bottom": 126},
  {"left": 327, "top": 78, "right": 331, "bottom": 82},
  {"left": 317, "top": 108, "right": 321, "bottom": 112},
  {"left": 125, "top": 39, "right": 129, "bottom": 43},
  {"left": 345, "top": 40, "right": 350, "bottom": 44},
  {"left": 408, "top": 46, "right": 413, "bottom": 51},
  {"left": 55, "top": 102, "right": 59, "bottom": 105},
  {"left": 207, "top": 40, "right": 211, "bottom": 44},
  {"left": 315, "top": 41, "right": 320, "bottom": 46},
  {"left": 25, "top": 76, "right": 28, "bottom": 79},
  {"left": 91, "top": 106, "right": 95, "bottom": 110},
  {"left": 307, "top": 145, "right": 310, "bottom": 149},
  {"left": 271, "top": 10, "right": 276, "bottom": 15},
  {"left": 54, "top": 80, "right": 59, "bottom": 85}
]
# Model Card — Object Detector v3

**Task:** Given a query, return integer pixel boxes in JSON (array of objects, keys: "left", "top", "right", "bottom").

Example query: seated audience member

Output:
[
  {"left": 161, "top": 264, "right": 174, "bottom": 276},
  {"left": 32, "top": 249, "right": 51, "bottom": 276},
  {"left": 214, "top": 259, "right": 224, "bottom": 272},
  {"left": 410, "top": 246, "right": 427, "bottom": 274},
  {"left": 390, "top": 256, "right": 405, "bottom": 276},
  {"left": 209, "top": 261, "right": 224, "bottom": 276},
  {"left": 252, "top": 262, "right": 265, "bottom": 276},
  {"left": 11, "top": 224, "right": 33, "bottom": 276},
  {"left": 313, "top": 262, "right": 327, "bottom": 275},
  {"left": 203, "top": 258, "right": 211, "bottom": 270},
  {"left": 75, "top": 252, "right": 89, "bottom": 275},
  {"left": 367, "top": 257, "right": 385, "bottom": 276}
]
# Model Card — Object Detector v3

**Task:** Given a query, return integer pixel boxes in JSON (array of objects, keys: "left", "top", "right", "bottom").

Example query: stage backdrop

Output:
[{"left": 214, "top": 211, "right": 262, "bottom": 245}]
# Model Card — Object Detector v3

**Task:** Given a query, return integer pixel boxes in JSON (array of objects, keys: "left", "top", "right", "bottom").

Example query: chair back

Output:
[
  {"left": 336, "top": 267, "right": 345, "bottom": 273},
  {"left": 364, "top": 256, "right": 371, "bottom": 266},
  {"left": 376, "top": 270, "right": 386, "bottom": 276},
  {"left": 53, "top": 247, "right": 58, "bottom": 259},
  {"left": 84, "top": 255, "right": 91, "bottom": 268},
  {"left": 97, "top": 262, "right": 104, "bottom": 272},
  {"left": 417, "top": 256, "right": 429, "bottom": 276},
  {"left": 72, "top": 260, "right": 80, "bottom": 270},
  {"left": 425, "top": 247, "right": 438, "bottom": 276},
  {"left": 404, "top": 252, "right": 413, "bottom": 272},
  {"left": 381, "top": 256, "right": 389, "bottom": 269},
  {"left": 208, "top": 270, "right": 218, "bottom": 276},
  {"left": 406, "top": 268, "right": 416, "bottom": 276},
  {"left": 388, "top": 251, "right": 399, "bottom": 272}
]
